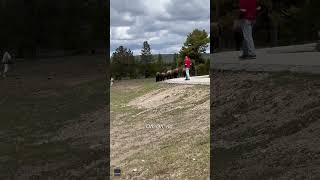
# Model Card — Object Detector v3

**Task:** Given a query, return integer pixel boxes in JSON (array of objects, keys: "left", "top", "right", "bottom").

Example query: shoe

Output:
[
  {"left": 239, "top": 54, "right": 248, "bottom": 59},
  {"left": 239, "top": 54, "right": 256, "bottom": 60},
  {"left": 247, "top": 55, "right": 256, "bottom": 59}
]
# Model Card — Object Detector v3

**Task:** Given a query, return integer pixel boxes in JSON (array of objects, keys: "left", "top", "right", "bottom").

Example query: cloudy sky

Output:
[{"left": 110, "top": 0, "right": 210, "bottom": 56}]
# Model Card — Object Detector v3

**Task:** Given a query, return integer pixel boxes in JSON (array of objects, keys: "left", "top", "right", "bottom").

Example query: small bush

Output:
[{"left": 195, "top": 63, "right": 209, "bottom": 76}]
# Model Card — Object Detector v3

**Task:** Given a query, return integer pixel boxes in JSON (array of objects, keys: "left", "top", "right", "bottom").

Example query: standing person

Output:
[
  {"left": 238, "top": 0, "right": 261, "bottom": 59},
  {"left": 184, "top": 56, "right": 192, "bottom": 80},
  {"left": 1, "top": 51, "right": 12, "bottom": 78}
]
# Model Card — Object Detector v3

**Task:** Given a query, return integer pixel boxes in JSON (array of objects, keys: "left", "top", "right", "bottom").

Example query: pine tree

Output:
[
  {"left": 179, "top": 29, "right": 209, "bottom": 65},
  {"left": 141, "top": 41, "right": 153, "bottom": 78},
  {"left": 111, "top": 46, "right": 135, "bottom": 79}
]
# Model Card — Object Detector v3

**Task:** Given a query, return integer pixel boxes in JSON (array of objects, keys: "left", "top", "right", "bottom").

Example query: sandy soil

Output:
[
  {"left": 111, "top": 81, "right": 210, "bottom": 179},
  {"left": 211, "top": 70, "right": 320, "bottom": 179},
  {"left": 128, "top": 85, "right": 194, "bottom": 109}
]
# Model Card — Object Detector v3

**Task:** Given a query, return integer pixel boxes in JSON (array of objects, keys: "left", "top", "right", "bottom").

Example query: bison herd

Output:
[{"left": 156, "top": 68, "right": 186, "bottom": 82}]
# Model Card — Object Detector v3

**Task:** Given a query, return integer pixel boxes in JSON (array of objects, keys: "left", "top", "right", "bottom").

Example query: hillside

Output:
[{"left": 111, "top": 79, "right": 210, "bottom": 179}]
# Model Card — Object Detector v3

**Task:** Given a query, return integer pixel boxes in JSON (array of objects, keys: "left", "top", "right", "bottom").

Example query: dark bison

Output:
[
  {"left": 161, "top": 72, "right": 166, "bottom": 81},
  {"left": 156, "top": 72, "right": 167, "bottom": 82},
  {"left": 173, "top": 68, "right": 179, "bottom": 78},
  {"left": 166, "top": 70, "right": 173, "bottom": 79},
  {"left": 156, "top": 68, "right": 184, "bottom": 82},
  {"left": 156, "top": 72, "right": 161, "bottom": 82}
]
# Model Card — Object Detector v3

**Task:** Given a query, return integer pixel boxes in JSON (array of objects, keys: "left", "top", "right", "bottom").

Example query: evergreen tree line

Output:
[
  {"left": 110, "top": 42, "right": 179, "bottom": 80},
  {"left": 111, "top": 29, "right": 210, "bottom": 80}
]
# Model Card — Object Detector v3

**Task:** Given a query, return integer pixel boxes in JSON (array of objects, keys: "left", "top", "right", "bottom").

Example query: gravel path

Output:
[
  {"left": 164, "top": 75, "right": 210, "bottom": 85},
  {"left": 211, "top": 43, "right": 320, "bottom": 74}
]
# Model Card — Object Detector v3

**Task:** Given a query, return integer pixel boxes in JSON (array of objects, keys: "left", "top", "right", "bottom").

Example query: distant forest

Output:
[
  {"left": 211, "top": 0, "right": 320, "bottom": 50},
  {"left": 133, "top": 53, "right": 211, "bottom": 64},
  {"left": 0, "top": 0, "right": 108, "bottom": 58}
]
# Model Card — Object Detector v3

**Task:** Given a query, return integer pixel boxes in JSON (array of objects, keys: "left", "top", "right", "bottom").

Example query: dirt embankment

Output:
[
  {"left": 111, "top": 81, "right": 210, "bottom": 179},
  {"left": 211, "top": 71, "right": 320, "bottom": 179}
]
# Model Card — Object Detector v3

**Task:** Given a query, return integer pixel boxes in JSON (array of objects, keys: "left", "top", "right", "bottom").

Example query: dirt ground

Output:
[
  {"left": 0, "top": 56, "right": 108, "bottom": 179},
  {"left": 111, "top": 79, "right": 210, "bottom": 179},
  {"left": 211, "top": 70, "right": 320, "bottom": 179}
]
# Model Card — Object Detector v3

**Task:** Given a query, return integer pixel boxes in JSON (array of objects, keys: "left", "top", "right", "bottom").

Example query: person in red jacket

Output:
[
  {"left": 238, "top": 0, "right": 261, "bottom": 59},
  {"left": 184, "top": 56, "right": 192, "bottom": 80}
]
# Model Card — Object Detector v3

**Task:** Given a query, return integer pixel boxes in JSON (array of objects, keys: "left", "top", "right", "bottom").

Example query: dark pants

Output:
[{"left": 240, "top": 19, "right": 256, "bottom": 56}]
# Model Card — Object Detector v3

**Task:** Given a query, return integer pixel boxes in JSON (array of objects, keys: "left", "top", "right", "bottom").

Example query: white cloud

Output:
[
  {"left": 110, "top": 27, "right": 133, "bottom": 40},
  {"left": 110, "top": 0, "right": 210, "bottom": 55}
]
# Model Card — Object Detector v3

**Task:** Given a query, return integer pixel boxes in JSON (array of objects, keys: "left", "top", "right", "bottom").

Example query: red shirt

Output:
[
  {"left": 184, "top": 57, "right": 191, "bottom": 68},
  {"left": 239, "top": 0, "right": 257, "bottom": 20}
]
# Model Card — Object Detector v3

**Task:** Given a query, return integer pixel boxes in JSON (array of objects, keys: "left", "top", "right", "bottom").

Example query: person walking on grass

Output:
[
  {"left": 184, "top": 56, "right": 192, "bottom": 80},
  {"left": 1, "top": 51, "right": 12, "bottom": 78},
  {"left": 238, "top": 0, "right": 261, "bottom": 60}
]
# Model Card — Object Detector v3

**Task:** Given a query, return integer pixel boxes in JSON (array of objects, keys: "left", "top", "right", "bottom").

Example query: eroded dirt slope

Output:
[
  {"left": 111, "top": 80, "right": 210, "bottom": 180},
  {"left": 211, "top": 71, "right": 320, "bottom": 179}
]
